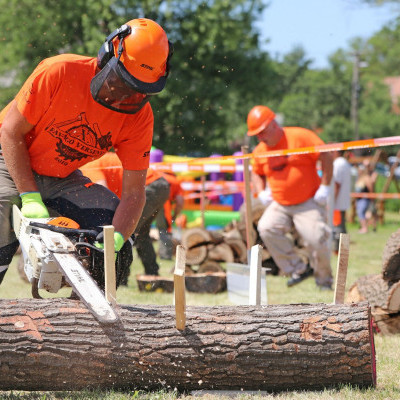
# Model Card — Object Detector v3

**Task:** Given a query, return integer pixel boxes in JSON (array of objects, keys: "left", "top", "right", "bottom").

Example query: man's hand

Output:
[
  {"left": 20, "top": 192, "right": 50, "bottom": 218},
  {"left": 95, "top": 231, "right": 125, "bottom": 252},
  {"left": 258, "top": 187, "right": 273, "bottom": 207},
  {"left": 313, "top": 184, "right": 331, "bottom": 206}
]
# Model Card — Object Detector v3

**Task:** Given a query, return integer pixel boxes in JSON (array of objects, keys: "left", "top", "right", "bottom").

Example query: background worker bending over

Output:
[{"left": 247, "top": 105, "right": 334, "bottom": 290}]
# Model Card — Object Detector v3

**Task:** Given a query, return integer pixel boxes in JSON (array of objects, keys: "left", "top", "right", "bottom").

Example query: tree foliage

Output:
[
  {"left": 0, "top": 0, "right": 276, "bottom": 155},
  {"left": 0, "top": 0, "right": 400, "bottom": 156}
]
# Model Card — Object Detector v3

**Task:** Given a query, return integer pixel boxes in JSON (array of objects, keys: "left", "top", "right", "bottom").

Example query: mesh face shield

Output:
[{"left": 90, "top": 57, "right": 164, "bottom": 114}]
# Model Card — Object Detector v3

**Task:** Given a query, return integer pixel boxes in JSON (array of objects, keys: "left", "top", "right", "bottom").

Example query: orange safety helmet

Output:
[
  {"left": 246, "top": 105, "right": 276, "bottom": 136},
  {"left": 92, "top": 18, "right": 173, "bottom": 114},
  {"left": 113, "top": 18, "right": 170, "bottom": 84}
]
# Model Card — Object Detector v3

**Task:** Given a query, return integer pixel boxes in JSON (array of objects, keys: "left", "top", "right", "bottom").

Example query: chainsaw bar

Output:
[{"left": 52, "top": 253, "right": 118, "bottom": 323}]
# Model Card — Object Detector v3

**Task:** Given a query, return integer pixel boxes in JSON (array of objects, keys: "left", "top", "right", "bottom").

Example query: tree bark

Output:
[
  {"left": 347, "top": 274, "right": 400, "bottom": 312},
  {"left": 382, "top": 228, "right": 400, "bottom": 283},
  {"left": 347, "top": 274, "right": 400, "bottom": 334},
  {"left": 0, "top": 299, "right": 375, "bottom": 392}
]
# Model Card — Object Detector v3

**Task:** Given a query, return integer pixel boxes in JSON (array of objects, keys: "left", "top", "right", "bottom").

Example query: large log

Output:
[
  {"left": 347, "top": 274, "right": 400, "bottom": 312},
  {"left": 346, "top": 274, "right": 400, "bottom": 334},
  {"left": 0, "top": 299, "right": 375, "bottom": 392},
  {"left": 381, "top": 228, "right": 400, "bottom": 283}
]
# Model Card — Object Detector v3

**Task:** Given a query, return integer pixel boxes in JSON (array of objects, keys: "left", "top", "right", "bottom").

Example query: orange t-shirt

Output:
[
  {"left": 252, "top": 127, "right": 323, "bottom": 205},
  {"left": 0, "top": 54, "right": 153, "bottom": 178},
  {"left": 80, "top": 152, "right": 164, "bottom": 198},
  {"left": 145, "top": 168, "right": 164, "bottom": 185},
  {"left": 80, "top": 152, "right": 123, "bottom": 198},
  {"left": 161, "top": 172, "right": 184, "bottom": 201}
]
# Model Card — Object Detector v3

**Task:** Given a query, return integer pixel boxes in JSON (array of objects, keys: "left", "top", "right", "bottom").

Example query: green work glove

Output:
[
  {"left": 95, "top": 231, "right": 125, "bottom": 252},
  {"left": 20, "top": 192, "right": 50, "bottom": 218}
]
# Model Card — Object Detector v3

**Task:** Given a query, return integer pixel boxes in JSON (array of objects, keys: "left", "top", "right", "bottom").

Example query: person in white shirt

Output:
[{"left": 332, "top": 150, "right": 352, "bottom": 253}]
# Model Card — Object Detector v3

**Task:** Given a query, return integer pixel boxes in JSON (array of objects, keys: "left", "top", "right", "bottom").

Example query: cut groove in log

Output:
[{"left": 0, "top": 299, "right": 376, "bottom": 391}]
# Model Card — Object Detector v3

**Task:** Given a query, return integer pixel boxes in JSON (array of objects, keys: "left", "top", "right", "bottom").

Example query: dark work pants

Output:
[{"left": 134, "top": 177, "right": 170, "bottom": 275}]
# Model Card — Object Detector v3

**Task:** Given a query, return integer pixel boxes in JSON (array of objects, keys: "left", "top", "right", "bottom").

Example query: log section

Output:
[
  {"left": 0, "top": 299, "right": 375, "bottom": 392},
  {"left": 382, "top": 228, "right": 400, "bottom": 282}
]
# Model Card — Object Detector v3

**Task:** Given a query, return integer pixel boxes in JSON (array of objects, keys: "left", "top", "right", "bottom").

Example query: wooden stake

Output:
[
  {"left": 249, "top": 244, "right": 263, "bottom": 305},
  {"left": 200, "top": 175, "right": 206, "bottom": 228},
  {"left": 241, "top": 145, "right": 253, "bottom": 262},
  {"left": 103, "top": 225, "right": 117, "bottom": 306},
  {"left": 174, "top": 245, "right": 186, "bottom": 330},
  {"left": 334, "top": 233, "right": 350, "bottom": 304}
]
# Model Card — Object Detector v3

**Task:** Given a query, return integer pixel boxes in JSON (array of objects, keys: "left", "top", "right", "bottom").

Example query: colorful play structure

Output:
[{"left": 150, "top": 147, "right": 244, "bottom": 229}]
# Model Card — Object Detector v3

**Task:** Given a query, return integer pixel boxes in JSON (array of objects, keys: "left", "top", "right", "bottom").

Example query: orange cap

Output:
[{"left": 246, "top": 105, "right": 276, "bottom": 136}]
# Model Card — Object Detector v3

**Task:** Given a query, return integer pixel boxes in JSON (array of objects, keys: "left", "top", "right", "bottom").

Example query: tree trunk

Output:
[
  {"left": 346, "top": 274, "right": 400, "bottom": 334},
  {"left": 347, "top": 274, "right": 400, "bottom": 312},
  {"left": 382, "top": 228, "right": 400, "bottom": 283},
  {"left": 0, "top": 299, "right": 376, "bottom": 392}
]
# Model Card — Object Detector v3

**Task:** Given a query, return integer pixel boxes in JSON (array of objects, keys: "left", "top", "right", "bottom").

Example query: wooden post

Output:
[
  {"left": 377, "top": 149, "right": 400, "bottom": 224},
  {"left": 200, "top": 175, "right": 206, "bottom": 228},
  {"left": 174, "top": 245, "right": 186, "bottom": 330},
  {"left": 241, "top": 145, "right": 253, "bottom": 262},
  {"left": 103, "top": 225, "right": 116, "bottom": 306},
  {"left": 249, "top": 244, "right": 263, "bottom": 305},
  {"left": 334, "top": 233, "right": 350, "bottom": 304}
]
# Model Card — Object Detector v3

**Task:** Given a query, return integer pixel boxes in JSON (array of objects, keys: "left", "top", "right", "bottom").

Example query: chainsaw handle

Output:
[{"left": 29, "top": 221, "right": 99, "bottom": 241}]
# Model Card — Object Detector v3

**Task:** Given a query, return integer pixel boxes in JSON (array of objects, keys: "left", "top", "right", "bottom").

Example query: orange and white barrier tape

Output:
[
  {"left": 351, "top": 192, "right": 400, "bottom": 199},
  {"left": 151, "top": 136, "right": 400, "bottom": 173},
  {"left": 180, "top": 181, "right": 244, "bottom": 192}
]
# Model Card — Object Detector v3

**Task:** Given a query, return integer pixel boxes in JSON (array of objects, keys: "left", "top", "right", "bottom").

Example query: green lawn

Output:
[{"left": 1, "top": 213, "right": 400, "bottom": 399}]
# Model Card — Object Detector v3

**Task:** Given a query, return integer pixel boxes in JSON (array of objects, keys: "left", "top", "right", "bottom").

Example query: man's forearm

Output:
[
  {"left": 251, "top": 172, "right": 266, "bottom": 194},
  {"left": 0, "top": 100, "right": 37, "bottom": 193},
  {"left": 319, "top": 153, "right": 333, "bottom": 186},
  {"left": 2, "top": 134, "right": 37, "bottom": 193},
  {"left": 112, "top": 192, "right": 146, "bottom": 240}
]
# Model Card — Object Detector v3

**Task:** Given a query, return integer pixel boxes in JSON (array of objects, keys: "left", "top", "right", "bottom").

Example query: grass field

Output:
[{"left": 1, "top": 213, "right": 400, "bottom": 399}]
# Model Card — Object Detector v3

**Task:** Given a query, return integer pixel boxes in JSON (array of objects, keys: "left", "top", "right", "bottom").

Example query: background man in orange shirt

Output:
[
  {"left": 0, "top": 18, "right": 173, "bottom": 287},
  {"left": 247, "top": 105, "right": 333, "bottom": 290}
]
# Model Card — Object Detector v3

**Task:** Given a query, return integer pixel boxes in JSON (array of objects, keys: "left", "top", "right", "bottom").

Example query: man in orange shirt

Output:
[
  {"left": 247, "top": 105, "right": 333, "bottom": 290},
  {"left": 80, "top": 152, "right": 170, "bottom": 279},
  {"left": 0, "top": 19, "right": 173, "bottom": 287}
]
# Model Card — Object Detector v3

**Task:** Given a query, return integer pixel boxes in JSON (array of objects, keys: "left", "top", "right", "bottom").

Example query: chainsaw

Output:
[{"left": 12, "top": 204, "right": 118, "bottom": 324}]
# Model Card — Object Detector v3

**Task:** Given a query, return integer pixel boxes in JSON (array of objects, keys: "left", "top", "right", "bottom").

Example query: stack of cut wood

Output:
[
  {"left": 180, "top": 199, "right": 310, "bottom": 291},
  {"left": 347, "top": 228, "right": 400, "bottom": 334}
]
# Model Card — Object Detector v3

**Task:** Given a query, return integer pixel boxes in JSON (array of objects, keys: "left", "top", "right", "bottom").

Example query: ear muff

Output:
[{"left": 97, "top": 24, "right": 131, "bottom": 70}]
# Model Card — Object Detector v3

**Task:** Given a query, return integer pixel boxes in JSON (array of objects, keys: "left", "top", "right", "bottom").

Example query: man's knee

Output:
[
  {"left": 0, "top": 241, "right": 19, "bottom": 285},
  {"left": 0, "top": 265, "right": 9, "bottom": 284}
]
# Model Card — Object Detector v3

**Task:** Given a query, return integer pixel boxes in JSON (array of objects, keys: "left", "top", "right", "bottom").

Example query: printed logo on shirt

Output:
[
  {"left": 45, "top": 112, "right": 112, "bottom": 165},
  {"left": 143, "top": 151, "right": 150, "bottom": 158}
]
